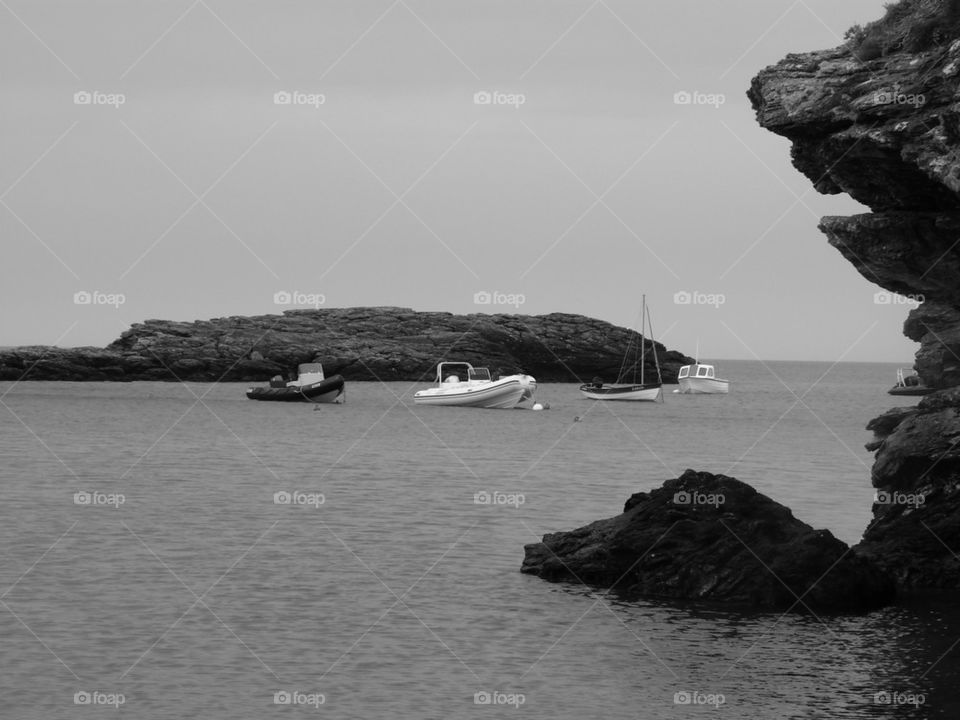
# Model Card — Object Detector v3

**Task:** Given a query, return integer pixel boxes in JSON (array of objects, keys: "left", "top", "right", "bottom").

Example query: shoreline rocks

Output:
[
  {"left": 0, "top": 307, "right": 693, "bottom": 384},
  {"left": 521, "top": 470, "right": 895, "bottom": 612},
  {"left": 748, "top": 2, "right": 960, "bottom": 593}
]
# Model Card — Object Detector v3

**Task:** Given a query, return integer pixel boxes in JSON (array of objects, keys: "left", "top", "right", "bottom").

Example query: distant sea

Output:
[{"left": 2, "top": 361, "right": 957, "bottom": 719}]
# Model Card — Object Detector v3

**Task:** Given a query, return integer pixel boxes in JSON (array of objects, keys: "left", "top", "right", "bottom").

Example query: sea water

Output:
[{"left": 1, "top": 361, "right": 957, "bottom": 719}]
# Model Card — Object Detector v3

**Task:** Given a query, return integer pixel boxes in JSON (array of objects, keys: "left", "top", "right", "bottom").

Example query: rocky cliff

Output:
[
  {"left": 0, "top": 307, "right": 692, "bottom": 383},
  {"left": 750, "top": 0, "right": 960, "bottom": 590}
]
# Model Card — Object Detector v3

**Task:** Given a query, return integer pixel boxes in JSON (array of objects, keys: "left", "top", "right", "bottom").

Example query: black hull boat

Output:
[
  {"left": 888, "top": 367, "right": 935, "bottom": 397},
  {"left": 246, "top": 363, "right": 345, "bottom": 403},
  {"left": 246, "top": 375, "right": 344, "bottom": 402}
]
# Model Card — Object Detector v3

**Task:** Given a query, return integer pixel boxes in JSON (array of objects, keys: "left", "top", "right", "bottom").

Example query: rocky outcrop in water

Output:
[
  {"left": 0, "top": 307, "right": 692, "bottom": 383},
  {"left": 750, "top": 0, "right": 960, "bottom": 592},
  {"left": 521, "top": 470, "right": 894, "bottom": 612}
]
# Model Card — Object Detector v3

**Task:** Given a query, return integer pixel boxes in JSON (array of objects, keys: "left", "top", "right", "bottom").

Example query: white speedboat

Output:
[
  {"left": 676, "top": 363, "right": 729, "bottom": 394},
  {"left": 414, "top": 362, "right": 536, "bottom": 409}
]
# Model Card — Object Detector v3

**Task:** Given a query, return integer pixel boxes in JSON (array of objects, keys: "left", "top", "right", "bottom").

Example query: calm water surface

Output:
[{"left": 1, "top": 361, "right": 958, "bottom": 718}]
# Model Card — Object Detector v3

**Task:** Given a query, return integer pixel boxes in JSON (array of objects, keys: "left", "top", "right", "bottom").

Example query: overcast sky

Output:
[{"left": 2, "top": 0, "right": 909, "bottom": 362}]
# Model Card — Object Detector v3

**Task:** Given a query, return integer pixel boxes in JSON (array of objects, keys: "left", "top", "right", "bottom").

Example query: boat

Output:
[
  {"left": 888, "top": 367, "right": 934, "bottom": 397},
  {"left": 246, "top": 363, "right": 345, "bottom": 403},
  {"left": 413, "top": 362, "right": 537, "bottom": 408},
  {"left": 677, "top": 362, "right": 729, "bottom": 394},
  {"left": 579, "top": 295, "right": 662, "bottom": 402}
]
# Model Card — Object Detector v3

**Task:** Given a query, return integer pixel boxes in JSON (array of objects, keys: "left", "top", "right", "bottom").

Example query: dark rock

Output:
[
  {"left": 0, "top": 307, "right": 694, "bottom": 383},
  {"left": 522, "top": 470, "right": 894, "bottom": 612},
  {"left": 750, "top": 1, "right": 960, "bottom": 592}
]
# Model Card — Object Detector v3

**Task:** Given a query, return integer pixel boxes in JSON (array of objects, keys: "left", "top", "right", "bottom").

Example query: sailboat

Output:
[{"left": 579, "top": 295, "right": 663, "bottom": 402}]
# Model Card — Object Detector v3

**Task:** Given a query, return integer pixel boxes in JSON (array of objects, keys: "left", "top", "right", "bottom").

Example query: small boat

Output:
[
  {"left": 677, "top": 363, "right": 729, "bottom": 394},
  {"left": 413, "top": 362, "right": 536, "bottom": 409},
  {"left": 246, "top": 363, "right": 345, "bottom": 403},
  {"left": 580, "top": 294, "right": 662, "bottom": 402},
  {"left": 579, "top": 381, "right": 662, "bottom": 401},
  {"left": 888, "top": 367, "right": 934, "bottom": 397}
]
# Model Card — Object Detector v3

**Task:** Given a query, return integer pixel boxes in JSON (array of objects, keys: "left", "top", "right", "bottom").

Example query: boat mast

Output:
[
  {"left": 640, "top": 294, "right": 646, "bottom": 386},
  {"left": 645, "top": 301, "right": 662, "bottom": 385}
]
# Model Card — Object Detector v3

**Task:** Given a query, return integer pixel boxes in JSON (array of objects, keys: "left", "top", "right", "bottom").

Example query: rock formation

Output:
[
  {"left": 522, "top": 470, "right": 894, "bottom": 612},
  {"left": 0, "top": 307, "right": 692, "bottom": 383},
  {"left": 750, "top": 0, "right": 960, "bottom": 591}
]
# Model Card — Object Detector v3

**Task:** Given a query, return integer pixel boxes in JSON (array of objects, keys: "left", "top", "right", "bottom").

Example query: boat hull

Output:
[
  {"left": 246, "top": 375, "right": 345, "bottom": 403},
  {"left": 414, "top": 377, "right": 529, "bottom": 408},
  {"left": 677, "top": 377, "right": 729, "bottom": 394},
  {"left": 888, "top": 385, "right": 935, "bottom": 397},
  {"left": 579, "top": 383, "right": 662, "bottom": 401}
]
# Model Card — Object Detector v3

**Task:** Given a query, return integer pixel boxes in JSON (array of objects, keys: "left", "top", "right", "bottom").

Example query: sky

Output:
[{"left": 1, "top": 0, "right": 913, "bottom": 362}]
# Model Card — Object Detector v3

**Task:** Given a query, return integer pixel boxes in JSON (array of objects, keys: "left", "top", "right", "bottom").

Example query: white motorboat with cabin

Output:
[
  {"left": 413, "top": 362, "right": 537, "bottom": 409},
  {"left": 676, "top": 362, "right": 729, "bottom": 394}
]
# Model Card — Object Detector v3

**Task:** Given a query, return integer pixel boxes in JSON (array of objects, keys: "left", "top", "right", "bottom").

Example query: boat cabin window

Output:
[
  {"left": 468, "top": 367, "right": 491, "bottom": 382},
  {"left": 679, "top": 366, "right": 689, "bottom": 378},
  {"left": 696, "top": 366, "right": 714, "bottom": 378}
]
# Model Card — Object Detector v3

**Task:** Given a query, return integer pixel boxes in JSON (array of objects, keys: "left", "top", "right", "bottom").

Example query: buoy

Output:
[
  {"left": 573, "top": 416, "right": 582, "bottom": 422},
  {"left": 532, "top": 402, "right": 550, "bottom": 411}
]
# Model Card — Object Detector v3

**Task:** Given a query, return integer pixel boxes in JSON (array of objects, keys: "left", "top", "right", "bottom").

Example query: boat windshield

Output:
[
  {"left": 468, "top": 367, "right": 491, "bottom": 382},
  {"left": 696, "top": 366, "right": 714, "bottom": 378}
]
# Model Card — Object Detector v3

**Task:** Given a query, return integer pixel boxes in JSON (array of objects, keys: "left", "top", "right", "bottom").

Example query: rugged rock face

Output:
[
  {"left": 521, "top": 470, "right": 894, "bottom": 612},
  {"left": 0, "top": 307, "right": 692, "bottom": 383},
  {"left": 750, "top": 0, "right": 960, "bottom": 591}
]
